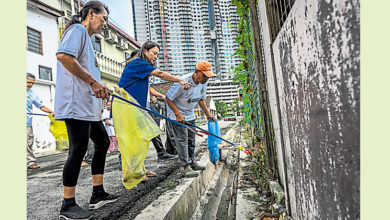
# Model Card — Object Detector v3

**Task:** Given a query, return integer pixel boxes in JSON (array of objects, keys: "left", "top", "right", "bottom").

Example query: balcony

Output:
[
  {"left": 181, "top": 24, "right": 193, "bottom": 28},
  {"left": 179, "top": 16, "right": 192, "bottom": 21},
  {"left": 178, "top": 8, "right": 191, "bottom": 13},
  {"left": 95, "top": 52, "right": 125, "bottom": 80},
  {"left": 181, "top": 33, "right": 193, "bottom": 37}
]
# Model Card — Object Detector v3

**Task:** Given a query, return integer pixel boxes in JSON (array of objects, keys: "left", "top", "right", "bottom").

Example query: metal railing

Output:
[
  {"left": 265, "top": 0, "right": 296, "bottom": 42},
  {"left": 95, "top": 51, "right": 125, "bottom": 79}
]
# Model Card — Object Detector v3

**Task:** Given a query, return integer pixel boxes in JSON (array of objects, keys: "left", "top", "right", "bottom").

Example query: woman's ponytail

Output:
[
  {"left": 64, "top": 1, "right": 109, "bottom": 31},
  {"left": 65, "top": 14, "right": 81, "bottom": 31}
]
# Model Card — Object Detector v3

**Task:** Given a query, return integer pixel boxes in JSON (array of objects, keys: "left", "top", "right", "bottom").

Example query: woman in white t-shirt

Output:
[{"left": 55, "top": 1, "right": 117, "bottom": 219}]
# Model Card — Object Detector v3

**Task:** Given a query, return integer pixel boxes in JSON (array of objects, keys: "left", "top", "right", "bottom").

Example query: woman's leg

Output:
[
  {"left": 88, "top": 121, "right": 117, "bottom": 209},
  {"left": 63, "top": 119, "right": 90, "bottom": 190},
  {"left": 60, "top": 119, "right": 93, "bottom": 219},
  {"left": 89, "top": 121, "right": 110, "bottom": 178},
  {"left": 111, "top": 136, "right": 119, "bottom": 150}
]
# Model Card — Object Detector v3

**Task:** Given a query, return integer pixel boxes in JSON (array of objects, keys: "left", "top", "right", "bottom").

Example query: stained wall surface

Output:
[{"left": 257, "top": 0, "right": 360, "bottom": 219}]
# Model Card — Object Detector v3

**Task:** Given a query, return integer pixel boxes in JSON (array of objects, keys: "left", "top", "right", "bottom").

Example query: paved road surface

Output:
[{"left": 27, "top": 120, "right": 234, "bottom": 220}]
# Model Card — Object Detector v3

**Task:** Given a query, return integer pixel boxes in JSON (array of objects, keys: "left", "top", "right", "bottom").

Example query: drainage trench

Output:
[
  {"left": 215, "top": 165, "right": 237, "bottom": 219},
  {"left": 134, "top": 121, "right": 290, "bottom": 220},
  {"left": 191, "top": 154, "right": 240, "bottom": 220},
  {"left": 135, "top": 122, "right": 243, "bottom": 220},
  {"left": 193, "top": 124, "right": 242, "bottom": 220}
]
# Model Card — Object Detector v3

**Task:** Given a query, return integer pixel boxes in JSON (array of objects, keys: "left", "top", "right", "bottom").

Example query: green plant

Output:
[
  {"left": 215, "top": 100, "right": 229, "bottom": 118},
  {"left": 232, "top": 0, "right": 273, "bottom": 190},
  {"left": 161, "top": 181, "right": 175, "bottom": 188}
]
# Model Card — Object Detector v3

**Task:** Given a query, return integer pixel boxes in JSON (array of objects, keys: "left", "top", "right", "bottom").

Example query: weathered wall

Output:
[
  {"left": 257, "top": 0, "right": 295, "bottom": 211},
  {"left": 258, "top": 0, "right": 360, "bottom": 219}
]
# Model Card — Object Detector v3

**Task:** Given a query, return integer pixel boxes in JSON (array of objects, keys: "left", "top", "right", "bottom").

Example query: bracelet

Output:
[{"left": 89, "top": 79, "right": 96, "bottom": 86}]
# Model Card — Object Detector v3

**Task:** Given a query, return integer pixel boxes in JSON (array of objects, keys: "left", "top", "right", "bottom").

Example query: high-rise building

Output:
[
  {"left": 133, "top": 0, "right": 241, "bottom": 83},
  {"left": 207, "top": 79, "right": 239, "bottom": 105},
  {"left": 131, "top": 0, "right": 149, "bottom": 45}
]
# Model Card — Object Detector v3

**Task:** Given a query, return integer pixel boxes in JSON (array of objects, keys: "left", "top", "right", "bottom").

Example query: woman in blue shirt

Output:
[
  {"left": 118, "top": 41, "right": 193, "bottom": 175},
  {"left": 118, "top": 41, "right": 193, "bottom": 108}
]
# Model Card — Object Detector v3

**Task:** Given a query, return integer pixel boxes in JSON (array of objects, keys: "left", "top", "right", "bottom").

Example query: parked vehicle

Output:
[{"left": 223, "top": 114, "right": 236, "bottom": 121}]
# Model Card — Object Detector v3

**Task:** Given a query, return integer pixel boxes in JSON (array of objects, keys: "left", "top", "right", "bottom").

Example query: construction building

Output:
[{"left": 132, "top": 0, "right": 241, "bottom": 104}]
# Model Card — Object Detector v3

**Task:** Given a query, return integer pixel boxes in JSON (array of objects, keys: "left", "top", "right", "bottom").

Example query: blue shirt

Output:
[
  {"left": 166, "top": 73, "right": 208, "bottom": 121},
  {"left": 27, "top": 89, "right": 43, "bottom": 126},
  {"left": 54, "top": 24, "right": 102, "bottom": 121},
  {"left": 118, "top": 58, "right": 156, "bottom": 107}
]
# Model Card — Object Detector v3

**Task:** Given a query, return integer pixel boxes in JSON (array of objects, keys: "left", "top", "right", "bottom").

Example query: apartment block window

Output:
[
  {"left": 39, "top": 65, "right": 52, "bottom": 81},
  {"left": 265, "top": 0, "right": 296, "bottom": 42},
  {"left": 27, "top": 27, "right": 42, "bottom": 54},
  {"left": 92, "top": 36, "right": 101, "bottom": 53}
]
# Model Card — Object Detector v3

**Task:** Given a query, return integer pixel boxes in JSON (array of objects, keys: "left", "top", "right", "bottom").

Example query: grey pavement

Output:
[{"left": 27, "top": 120, "right": 234, "bottom": 220}]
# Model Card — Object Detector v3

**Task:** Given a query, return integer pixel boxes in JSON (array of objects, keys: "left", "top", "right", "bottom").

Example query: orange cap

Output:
[{"left": 196, "top": 60, "right": 215, "bottom": 77}]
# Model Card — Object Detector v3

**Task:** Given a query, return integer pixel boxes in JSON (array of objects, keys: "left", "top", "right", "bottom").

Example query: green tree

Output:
[
  {"left": 231, "top": 98, "right": 242, "bottom": 116},
  {"left": 215, "top": 100, "right": 229, "bottom": 118}
]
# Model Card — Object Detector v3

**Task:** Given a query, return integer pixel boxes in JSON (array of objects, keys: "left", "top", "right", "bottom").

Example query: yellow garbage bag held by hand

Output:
[
  {"left": 110, "top": 86, "right": 162, "bottom": 189},
  {"left": 48, "top": 114, "right": 69, "bottom": 151}
]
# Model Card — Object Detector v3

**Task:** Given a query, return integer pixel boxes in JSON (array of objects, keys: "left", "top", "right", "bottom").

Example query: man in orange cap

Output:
[{"left": 165, "top": 60, "right": 216, "bottom": 178}]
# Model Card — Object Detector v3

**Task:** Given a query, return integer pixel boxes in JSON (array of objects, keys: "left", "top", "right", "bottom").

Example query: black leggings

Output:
[{"left": 63, "top": 119, "right": 110, "bottom": 187}]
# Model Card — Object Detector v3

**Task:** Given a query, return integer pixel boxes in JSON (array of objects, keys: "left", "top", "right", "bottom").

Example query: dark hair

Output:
[
  {"left": 125, "top": 50, "right": 140, "bottom": 66},
  {"left": 130, "top": 50, "right": 139, "bottom": 58},
  {"left": 65, "top": 1, "right": 109, "bottom": 31},
  {"left": 139, "top": 41, "right": 160, "bottom": 67},
  {"left": 27, "top": 73, "right": 35, "bottom": 80}
]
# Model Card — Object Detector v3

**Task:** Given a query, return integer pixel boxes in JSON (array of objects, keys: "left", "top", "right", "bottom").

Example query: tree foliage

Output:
[
  {"left": 231, "top": 0, "right": 257, "bottom": 127},
  {"left": 215, "top": 100, "right": 229, "bottom": 118}
]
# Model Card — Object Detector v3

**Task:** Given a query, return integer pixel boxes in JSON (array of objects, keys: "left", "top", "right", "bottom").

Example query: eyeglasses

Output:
[{"left": 27, "top": 81, "right": 35, "bottom": 84}]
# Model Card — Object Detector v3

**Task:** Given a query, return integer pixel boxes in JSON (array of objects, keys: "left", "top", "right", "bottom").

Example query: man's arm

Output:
[
  {"left": 149, "top": 87, "right": 165, "bottom": 100},
  {"left": 40, "top": 106, "right": 54, "bottom": 116},
  {"left": 150, "top": 69, "right": 193, "bottom": 90},
  {"left": 56, "top": 53, "right": 111, "bottom": 100},
  {"left": 166, "top": 97, "right": 185, "bottom": 124},
  {"left": 198, "top": 99, "right": 215, "bottom": 121}
]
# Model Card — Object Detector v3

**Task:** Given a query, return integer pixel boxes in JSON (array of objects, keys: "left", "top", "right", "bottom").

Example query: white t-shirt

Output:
[
  {"left": 166, "top": 73, "right": 208, "bottom": 121},
  {"left": 54, "top": 24, "right": 102, "bottom": 121}
]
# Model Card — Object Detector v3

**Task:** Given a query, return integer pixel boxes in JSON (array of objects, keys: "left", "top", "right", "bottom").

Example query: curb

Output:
[
  {"left": 135, "top": 150, "right": 216, "bottom": 220},
  {"left": 135, "top": 123, "right": 238, "bottom": 220}
]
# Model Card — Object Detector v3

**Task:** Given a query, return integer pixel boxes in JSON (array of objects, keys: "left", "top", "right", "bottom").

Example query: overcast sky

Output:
[{"left": 85, "top": 0, "right": 135, "bottom": 37}]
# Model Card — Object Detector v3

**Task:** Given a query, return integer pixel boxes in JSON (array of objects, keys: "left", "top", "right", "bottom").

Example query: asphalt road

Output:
[{"left": 27, "top": 120, "right": 234, "bottom": 220}]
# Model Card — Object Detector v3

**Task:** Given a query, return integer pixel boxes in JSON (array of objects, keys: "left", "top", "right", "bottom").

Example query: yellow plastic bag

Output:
[
  {"left": 110, "top": 86, "right": 161, "bottom": 189},
  {"left": 48, "top": 114, "right": 69, "bottom": 151}
]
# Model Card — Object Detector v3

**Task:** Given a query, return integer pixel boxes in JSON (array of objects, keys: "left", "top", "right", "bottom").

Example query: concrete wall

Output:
[{"left": 257, "top": 0, "right": 359, "bottom": 219}]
